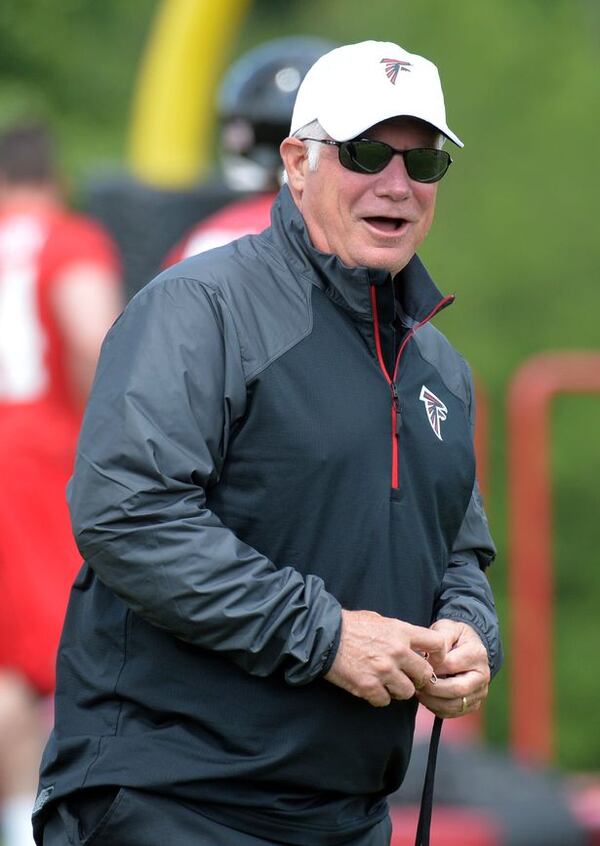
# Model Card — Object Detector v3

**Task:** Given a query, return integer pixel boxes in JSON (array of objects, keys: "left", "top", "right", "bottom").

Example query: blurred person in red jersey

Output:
[
  {"left": 164, "top": 36, "right": 335, "bottom": 266},
  {"left": 0, "top": 122, "right": 122, "bottom": 846}
]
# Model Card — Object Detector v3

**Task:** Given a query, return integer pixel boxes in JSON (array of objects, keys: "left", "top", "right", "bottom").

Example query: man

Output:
[
  {"left": 164, "top": 36, "right": 335, "bottom": 266},
  {"left": 0, "top": 122, "right": 122, "bottom": 846},
  {"left": 35, "top": 41, "right": 501, "bottom": 846}
]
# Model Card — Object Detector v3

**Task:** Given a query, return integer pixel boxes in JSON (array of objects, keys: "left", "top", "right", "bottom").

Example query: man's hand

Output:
[
  {"left": 416, "top": 619, "right": 490, "bottom": 718},
  {"left": 324, "top": 609, "right": 446, "bottom": 707}
]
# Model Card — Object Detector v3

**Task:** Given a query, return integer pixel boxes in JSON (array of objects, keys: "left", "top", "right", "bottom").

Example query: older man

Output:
[{"left": 34, "top": 41, "right": 500, "bottom": 846}]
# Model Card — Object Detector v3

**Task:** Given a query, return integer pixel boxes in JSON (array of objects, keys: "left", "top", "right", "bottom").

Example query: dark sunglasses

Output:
[{"left": 300, "top": 137, "right": 452, "bottom": 183}]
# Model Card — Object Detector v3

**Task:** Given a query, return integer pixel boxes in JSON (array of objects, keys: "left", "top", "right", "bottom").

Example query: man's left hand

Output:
[{"left": 415, "top": 619, "right": 490, "bottom": 718}]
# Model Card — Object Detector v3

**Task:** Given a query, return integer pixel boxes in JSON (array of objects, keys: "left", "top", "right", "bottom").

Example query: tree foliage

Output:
[{"left": 0, "top": 0, "right": 155, "bottom": 170}]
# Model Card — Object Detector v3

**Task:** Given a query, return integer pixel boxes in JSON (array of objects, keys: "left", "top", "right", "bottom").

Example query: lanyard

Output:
[{"left": 414, "top": 716, "right": 443, "bottom": 846}]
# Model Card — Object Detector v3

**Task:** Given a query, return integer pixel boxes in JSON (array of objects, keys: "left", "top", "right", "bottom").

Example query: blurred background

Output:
[{"left": 0, "top": 0, "right": 598, "bottom": 842}]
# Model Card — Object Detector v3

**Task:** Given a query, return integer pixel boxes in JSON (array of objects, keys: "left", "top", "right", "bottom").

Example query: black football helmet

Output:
[{"left": 217, "top": 36, "right": 336, "bottom": 191}]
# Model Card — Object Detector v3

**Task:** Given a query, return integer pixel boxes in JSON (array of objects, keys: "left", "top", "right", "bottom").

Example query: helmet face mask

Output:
[
  {"left": 220, "top": 151, "right": 284, "bottom": 193},
  {"left": 217, "top": 36, "right": 337, "bottom": 191}
]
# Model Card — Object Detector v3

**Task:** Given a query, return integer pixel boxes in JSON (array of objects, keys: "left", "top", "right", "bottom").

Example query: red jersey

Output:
[
  {"left": 165, "top": 192, "right": 276, "bottom": 266},
  {"left": 0, "top": 207, "right": 118, "bottom": 413},
  {"left": 0, "top": 206, "right": 120, "bottom": 693}
]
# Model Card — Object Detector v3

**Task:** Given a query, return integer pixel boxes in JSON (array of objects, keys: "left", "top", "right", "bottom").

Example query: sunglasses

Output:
[{"left": 300, "top": 138, "right": 452, "bottom": 183}]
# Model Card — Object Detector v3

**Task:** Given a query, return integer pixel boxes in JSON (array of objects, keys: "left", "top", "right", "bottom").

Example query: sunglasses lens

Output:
[
  {"left": 338, "top": 142, "right": 451, "bottom": 182},
  {"left": 404, "top": 149, "right": 451, "bottom": 183},
  {"left": 339, "top": 141, "right": 392, "bottom": 174}
]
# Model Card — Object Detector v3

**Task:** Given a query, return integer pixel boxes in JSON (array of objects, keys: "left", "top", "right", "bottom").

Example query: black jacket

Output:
[{"left": 36, "top": 186, "right": 500, "bottom": 846}]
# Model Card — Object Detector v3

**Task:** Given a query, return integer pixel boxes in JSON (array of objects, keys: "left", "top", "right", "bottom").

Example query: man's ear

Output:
[{"left": 279, "top": 137, "right": 307, "bottom": 196}]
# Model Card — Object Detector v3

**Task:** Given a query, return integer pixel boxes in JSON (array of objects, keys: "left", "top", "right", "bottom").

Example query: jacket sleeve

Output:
[
  {"left": 433, "top": 365, "right": 503, "bottom": 677},
  {"left": 68, "top": 274, "right": 341, "bottom": 685}
]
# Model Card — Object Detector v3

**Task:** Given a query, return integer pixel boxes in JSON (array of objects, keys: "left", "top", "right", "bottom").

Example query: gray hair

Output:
[
  {"left": 293, "top": 120, "right": 329, "bottom": 171},
  {"left": 280, "top": 120, "right": 327, "bottom": 183}
]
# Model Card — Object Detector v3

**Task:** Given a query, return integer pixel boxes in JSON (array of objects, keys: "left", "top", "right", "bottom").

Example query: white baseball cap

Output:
[{"left": 290, "top": 40, "right": 463, "bottom": 147}]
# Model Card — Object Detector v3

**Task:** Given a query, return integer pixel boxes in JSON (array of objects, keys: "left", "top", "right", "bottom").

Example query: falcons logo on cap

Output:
[
  {"left": 380, "top": 57, "right": 412, "bottom": 85},
  {"left": 419, "top": 386, "right": 448, "bottom": 441}
]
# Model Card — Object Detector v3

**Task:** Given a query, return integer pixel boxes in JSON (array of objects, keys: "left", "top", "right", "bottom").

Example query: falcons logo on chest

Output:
[{"left": 419, "top": 386, "right": 448, "bottom": 441}]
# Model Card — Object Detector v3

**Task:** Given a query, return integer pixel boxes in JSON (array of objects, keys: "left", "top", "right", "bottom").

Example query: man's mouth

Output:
[{"left": 363, "top": 216, "right": 407, "bottom": 234}]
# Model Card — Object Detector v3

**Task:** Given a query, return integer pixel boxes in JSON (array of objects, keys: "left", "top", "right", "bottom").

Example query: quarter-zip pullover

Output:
[{"left": 35, "top": 186, "right": 500, "bottom": 846}]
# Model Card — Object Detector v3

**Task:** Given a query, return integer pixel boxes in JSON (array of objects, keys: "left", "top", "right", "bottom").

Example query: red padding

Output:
[{"left": 390, "top": 805, "right": 501, "bottom": 845}]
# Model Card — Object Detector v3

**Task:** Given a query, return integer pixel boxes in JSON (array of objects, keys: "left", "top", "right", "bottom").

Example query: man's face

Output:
[{"left": 286, "top": 117, "right": 441, "bottom": 277}]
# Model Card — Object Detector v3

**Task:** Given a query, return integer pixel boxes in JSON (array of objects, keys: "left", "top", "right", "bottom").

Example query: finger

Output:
[
  {"left": 414, "top": 694, "right": 457, "bottom": 719},
  {"left": 399, "top": 650, "right": 437, "bottom": 690},
  {"left": 417, "top": 684, "right": 488, "bottom": 717},
  {"left": 406, "top": 625, "right": 447, "bottom": 660},
  {"left": 453, "top": 694, "right": 483, "bottom": 717},
  {"left": 415, "top": 694, "right": 463, "bottom": 719},
  {"left": 436, "top": 642, "right": 489, "bottom": 677},
  {"left": 421, "top": 670, "right": 484, "bottom": 700},
  {"left": 353, "top": 678, "right": 393, "bottom": 708},
  {"left": 417, "top": 688, "right": 486, "bottom": 718},
  {"left": 414, "top": 667, "right": 438, "bottom": 691},
  {"left": 383, "top": 671, "right": 418, "bottom": 702},
  {"left": 367, "top": 689, "right": 392, "bottom": 708}
]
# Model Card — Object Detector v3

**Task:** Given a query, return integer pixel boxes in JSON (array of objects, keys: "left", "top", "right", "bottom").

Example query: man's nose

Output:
[{"left": 373, "top": 153, "right": 411, "bottom": 200}]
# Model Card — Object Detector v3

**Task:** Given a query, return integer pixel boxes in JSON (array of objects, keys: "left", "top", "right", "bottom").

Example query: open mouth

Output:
[{"left": 363, "top": 216, "right": 407, "bottom": 234}]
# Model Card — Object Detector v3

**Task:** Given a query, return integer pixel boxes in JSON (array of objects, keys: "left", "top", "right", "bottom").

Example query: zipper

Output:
[{"left": 369, "top": 285, "right": 454, "bottom": 489}]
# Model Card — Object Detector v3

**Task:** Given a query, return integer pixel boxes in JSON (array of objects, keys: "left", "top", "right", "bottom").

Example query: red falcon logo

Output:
[
  {"left": 419, "top": 386, "right": 448, "bottom": 441},
  {"left": 380, "top": 57, "right": 412, "bottom": 85}
]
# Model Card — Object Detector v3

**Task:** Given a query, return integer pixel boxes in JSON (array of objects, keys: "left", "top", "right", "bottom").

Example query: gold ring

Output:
[{"left": 460, "top": 696, "right": 468, "bottom": 715}]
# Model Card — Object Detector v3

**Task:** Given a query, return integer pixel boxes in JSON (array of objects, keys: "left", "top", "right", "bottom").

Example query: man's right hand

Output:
[{"left": 324, "top": 609, "right": 446, "bottom": 707}]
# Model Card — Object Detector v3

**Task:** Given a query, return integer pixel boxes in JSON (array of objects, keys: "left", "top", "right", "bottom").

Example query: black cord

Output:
[{"left": 414, "top": 716, "right": 444, "bottom": 846}]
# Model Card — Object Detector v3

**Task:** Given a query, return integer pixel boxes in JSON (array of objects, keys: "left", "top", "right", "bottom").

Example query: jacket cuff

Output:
[
  {"left": 284, "top": 595, "right": 342, "bottom": 686},
  {"left": 435, "top": 608, "right": 503, "bottom": 679},
  {"left": 318, "top": 615, "right": 343, "bottom": 677}
]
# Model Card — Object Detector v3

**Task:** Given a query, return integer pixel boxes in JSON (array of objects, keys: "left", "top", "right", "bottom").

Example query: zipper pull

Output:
[{"left": 391, "top": 382, "right": 403, "bottom": 431}]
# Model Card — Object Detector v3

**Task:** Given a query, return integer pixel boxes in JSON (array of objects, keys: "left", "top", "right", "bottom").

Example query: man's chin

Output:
[{"left": 363, "top": 247, "right": 413, "bottom": 276}]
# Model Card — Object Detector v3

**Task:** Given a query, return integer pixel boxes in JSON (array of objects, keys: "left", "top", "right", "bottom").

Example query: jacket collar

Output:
[{"left": 270, "top": 185, "right": 451, "bottom": 324}]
